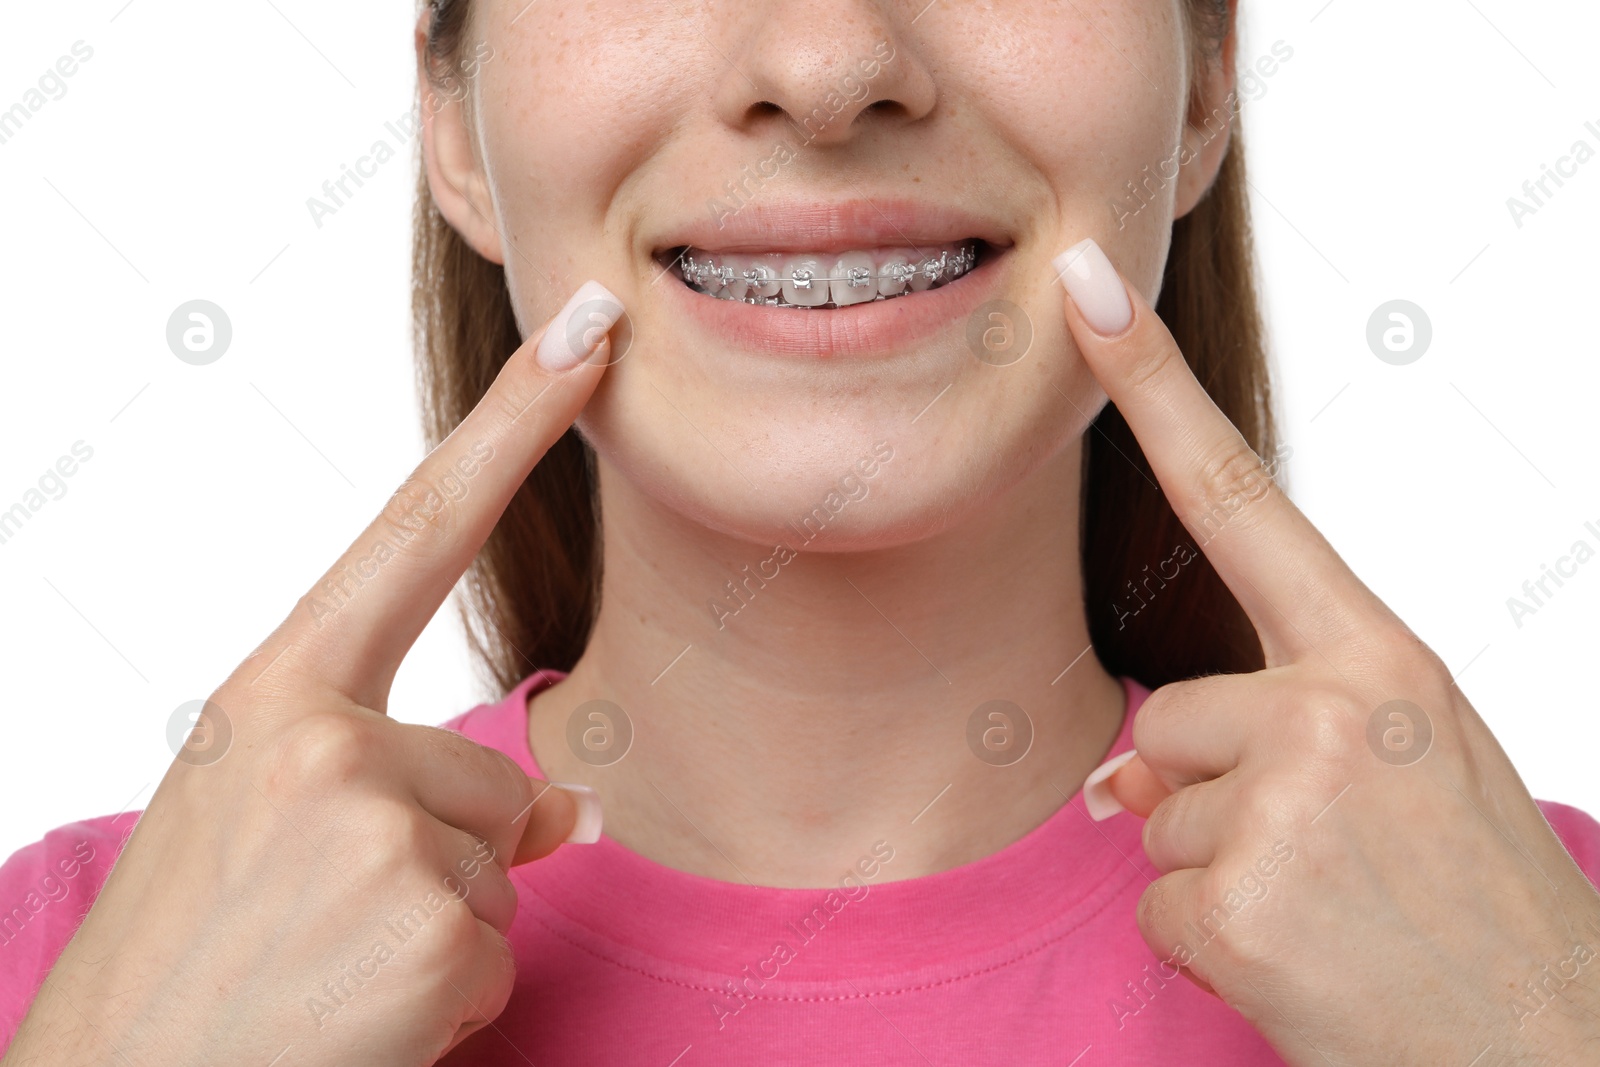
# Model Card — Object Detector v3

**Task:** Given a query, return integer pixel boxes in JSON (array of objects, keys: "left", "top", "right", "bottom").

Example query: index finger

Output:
[
  {"left": 240, "top": 280, "right": 625, "bottom": 711},
  {"left": 1052, "top": 238, "right": 1381, "bottom": 664}
]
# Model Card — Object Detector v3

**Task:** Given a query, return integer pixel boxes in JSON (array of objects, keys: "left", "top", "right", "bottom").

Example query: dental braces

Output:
[{"left": 678, "top": 244, "right": 977, "bottom": 297}]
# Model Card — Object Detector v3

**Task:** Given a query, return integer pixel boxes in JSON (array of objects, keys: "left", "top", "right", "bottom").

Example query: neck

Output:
[{"left": 527, "top": 438, "right": 1126, "bottom": 887}]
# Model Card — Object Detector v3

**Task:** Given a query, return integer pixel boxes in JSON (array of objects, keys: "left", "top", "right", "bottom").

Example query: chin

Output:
[{"left": 578, "top": 374, "right": 1090, "bottom": 555}]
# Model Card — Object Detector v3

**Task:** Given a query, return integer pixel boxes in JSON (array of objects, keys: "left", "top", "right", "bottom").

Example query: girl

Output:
[{"left": 5, "top": 1, "right": 1599, "bottom": 1063}]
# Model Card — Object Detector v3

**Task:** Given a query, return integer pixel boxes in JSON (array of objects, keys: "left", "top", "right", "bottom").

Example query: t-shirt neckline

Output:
[{"left": 454, "top": 669, "right": 1152, "bottom": 987}]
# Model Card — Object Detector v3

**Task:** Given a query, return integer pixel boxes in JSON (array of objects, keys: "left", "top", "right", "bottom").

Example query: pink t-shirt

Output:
[{"left": 7, "top": 671, "right": 1600, "bottom": 1064}]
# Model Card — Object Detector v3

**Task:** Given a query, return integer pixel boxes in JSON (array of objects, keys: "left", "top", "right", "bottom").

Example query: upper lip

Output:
[{"left": 649, "top": 197, "right": 1013, "bottom": 257}]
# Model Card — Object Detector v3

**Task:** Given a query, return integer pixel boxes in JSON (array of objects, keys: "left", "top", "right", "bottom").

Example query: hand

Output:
[
  {"left": 2, "top": 281, "right": 624, "bottom": 1067},
  {"left": 1054, "top": 239, "right": 1600, "bottom": 1066}
]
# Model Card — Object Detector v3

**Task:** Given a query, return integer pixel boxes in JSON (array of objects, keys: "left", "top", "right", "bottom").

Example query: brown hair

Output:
[{"left": 413, "top": 0, "right": 1271, "bottom": 695}]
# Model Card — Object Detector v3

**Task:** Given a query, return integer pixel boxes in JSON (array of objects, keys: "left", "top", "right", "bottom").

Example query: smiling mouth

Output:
[{"left": 662, "top": 240, "right": 987, "bottom": 309}]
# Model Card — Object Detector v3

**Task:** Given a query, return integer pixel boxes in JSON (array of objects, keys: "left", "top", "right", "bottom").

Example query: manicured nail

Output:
[
  {"left": 536, "top": 280, "right": 624, "bottom": 372},
  {"left": 551, "top": 782, "right": 603, "bottom": 844},
  {"left": 1052, "top": 238, "right": 1132, "bottom": 337},
  {"left": 1082, "top": 749, "right": 1138, "bottom": 821}
]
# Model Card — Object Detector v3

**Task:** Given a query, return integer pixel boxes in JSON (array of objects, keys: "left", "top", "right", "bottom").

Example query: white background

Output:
[{"left": 1, "top": 0, "right": 1596, "bottom": 864}]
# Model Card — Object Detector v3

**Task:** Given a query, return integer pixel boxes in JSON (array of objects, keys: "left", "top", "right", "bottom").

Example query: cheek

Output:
[
  {"left": 475, "top": 12, "right": 684, "bottom": 313},
  {"left": 951, "top": 4, "right": 1189, "bottom": 263}
]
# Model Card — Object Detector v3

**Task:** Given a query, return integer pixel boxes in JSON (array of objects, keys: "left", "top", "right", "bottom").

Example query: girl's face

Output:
[{"left": 423, "top": 1, "right": 1231, "bottom": 550}]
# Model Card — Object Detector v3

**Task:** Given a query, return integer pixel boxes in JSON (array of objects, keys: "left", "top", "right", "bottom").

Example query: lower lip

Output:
[{"left": 655, "top": 247, "right": 1008, "bottom": 360}]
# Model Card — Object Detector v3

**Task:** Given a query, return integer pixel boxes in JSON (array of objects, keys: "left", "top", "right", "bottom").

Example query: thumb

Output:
[
  {"left": 512, "top": 780, "right": 603, "bottom": 866},
  {"left": 1083, "top": 752, "right": 1172, "bottom": 821}
]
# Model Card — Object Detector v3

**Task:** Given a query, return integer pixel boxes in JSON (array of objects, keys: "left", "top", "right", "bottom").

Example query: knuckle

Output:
[
  {"left": 485, "top": 922, "right": 516, "bottom": 974},
  {"left": 452, "top": 855, "right": 507, "bottom": 905},
  {"left": 1189, "top": 881, "right": 1251, "bottom": 963},
  {"left": 422, "top": 730, "right": 532, "bottom": 843},
  {"left": 383, "top": 475, "right": 456, "bottom": 544},
  {"left": 1130, "top": 683, "right": 1188, "bottom": 754},
  {"left": 428, "top": 727, "right": 531, "bottom": 807},
  {"left": 1126, "top": 684, "right": 1177, "bottom": 742},
  {"left": 1287, "top": 691, "right": 1365, "bottom": 761},
  {"left": 487, "top": 374, "right": 544, "bottom": 428},
  {"left": 468, "top": 924, "right": 519, "bottom": 1017},
  {"left": 388, "top": 879, "right": 459, "bottom": 952},
  {"left": 1232, "top": 776, "right": 1287, "bottom": 829},
  {"left": 431, "top": 898, "right": 487, "bottom": 964},
  {"left": 1129, "top": 691, "right": 1168, "bottom": 754},
  {"left": 1136, "top": 873, "right": 1182, "bottom": 940},
  {"left": 263, "top": 714, "right": 370, "bottom": 795},
  {"left": 362, "top": 802, "right": 435, "bottom": 874},
  {"left": 401, "top": 897, "right": 484, "bottom": 993},
  {"left": 482, "top": 747, "right": 535, "bottom": 820},
  {"left": 1191, "top": 441, "right": 1272, "bottom": 522},
  {"left": 1129, "top": 679, "right": 1204, "bottom": 763},
  {"left": 1120, "top": 333, "right": 1182, "bottom": 399},
  {"left": 442, "top": 889, "right": 483, "bottom": 937},
  {"left": 453, "top": 831, "right": 504, "bottom": 884}
]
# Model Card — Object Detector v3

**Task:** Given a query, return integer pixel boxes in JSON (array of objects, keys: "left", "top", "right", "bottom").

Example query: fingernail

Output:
[
  {"left": 1052, "top": 238, "right": 1132, "bottom": 337},
  {"left": 551, "top": 782, "right": 603, "bottom": 844},
  {"left": 1082, "top": 749, "right": 1138, "bottom": 822},
  {"left": 535, "top": 280, "right": 625, "bottom": 372}
]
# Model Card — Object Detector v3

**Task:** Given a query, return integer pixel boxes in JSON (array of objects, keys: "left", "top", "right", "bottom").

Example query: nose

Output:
[{"left": 712, "top": 5, "right": 937, "bottom": 147}]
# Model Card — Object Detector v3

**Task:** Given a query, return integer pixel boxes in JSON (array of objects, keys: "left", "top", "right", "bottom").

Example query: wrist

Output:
[
  {"left": 4, "top": 937, "right": 170, "bottom": 1067},
  {"left": 1491, "top": 908, "right": 1600, "bottom": 1065}
]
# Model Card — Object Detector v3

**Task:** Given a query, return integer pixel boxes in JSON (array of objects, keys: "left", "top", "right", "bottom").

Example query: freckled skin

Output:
[
  {"left": 422, "top": 0, "right": 1231, "bottom": 889},
  {"left": 440, "top": 0, "right": 1210, "bottom": 553}
]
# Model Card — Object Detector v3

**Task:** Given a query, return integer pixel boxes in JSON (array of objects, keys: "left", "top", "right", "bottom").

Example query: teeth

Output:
[
  {"left": 781, "top": 257, "right": 829, "bottom": 307},
  {"left": 878, "top": 256, "right": 913, "bottom": 297},
  {"left": 676, "top": 242, "right": 978, "bottom": 308},
  {"left": 832, "top": 252, "right": 878, "bottom": 307},
  {"left": 744, "top": 262, "right": 780, "bottom": 298},
  {"left": 723, "top": 256, "right": 750, "bottom": 300}
]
